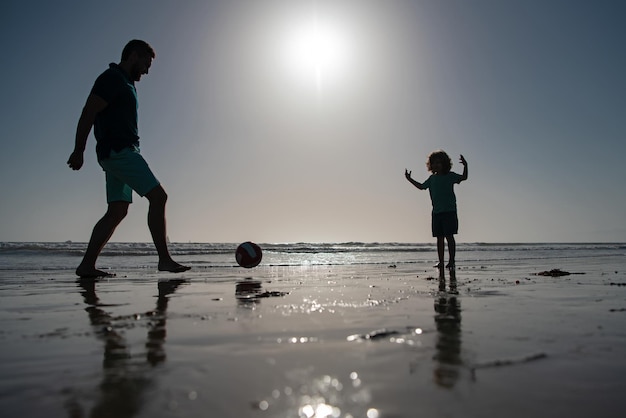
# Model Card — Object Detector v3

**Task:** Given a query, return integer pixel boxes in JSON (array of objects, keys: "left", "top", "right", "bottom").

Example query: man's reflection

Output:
[
  {"left": 433, "top": 269, "right": 462, "bottom": 388},
  {"left": 74, "top": 278, "right": 185, "bottom": 417}
]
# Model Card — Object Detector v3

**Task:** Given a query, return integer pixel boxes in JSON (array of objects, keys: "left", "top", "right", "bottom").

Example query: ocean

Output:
[{"left": 1, "top": 241, "right": 624, "bottom": 273}]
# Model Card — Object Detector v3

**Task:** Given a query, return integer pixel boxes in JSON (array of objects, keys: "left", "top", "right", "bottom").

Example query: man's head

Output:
[{"left": 120, "top": 40, "right": 155, "bottom": 82}]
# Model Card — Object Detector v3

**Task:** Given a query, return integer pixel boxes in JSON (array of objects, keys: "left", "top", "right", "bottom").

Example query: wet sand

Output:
[{"left": 1, "top": 257, "right": 625, "bottom": 417}]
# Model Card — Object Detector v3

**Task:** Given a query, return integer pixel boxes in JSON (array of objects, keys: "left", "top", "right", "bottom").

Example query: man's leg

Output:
[
  {"left": 76, "top": 202, "right": 129, "bottom": 278},
  {"left": 145, "top": 185, "right": 190, "bottom": 272}
]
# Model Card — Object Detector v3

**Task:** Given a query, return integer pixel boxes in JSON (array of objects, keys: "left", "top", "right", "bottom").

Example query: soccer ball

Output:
[{"left": 235, "top": 241, "right": 262, "bottom": 268}]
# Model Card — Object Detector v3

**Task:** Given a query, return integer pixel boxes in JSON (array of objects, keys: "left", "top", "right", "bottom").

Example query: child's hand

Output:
[
  {"left": 459, "top": 155, "right": 467, "bottom": 166},
  {"left": 405, "top": 169, "right": 412, "bottom": 180}
]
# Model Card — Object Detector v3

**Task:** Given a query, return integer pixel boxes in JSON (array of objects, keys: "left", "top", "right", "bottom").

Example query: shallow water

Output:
[{"left": 1, "top": 245, "right": 625, "bottom": 417}]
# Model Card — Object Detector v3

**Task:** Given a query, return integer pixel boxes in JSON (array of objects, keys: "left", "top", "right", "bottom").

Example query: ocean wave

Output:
[
  {"left": 1, "top": 241, "right": 624, "bottom": 257},
  {"left": 1, "top": 241, "right": 624, "bottom": 273}
]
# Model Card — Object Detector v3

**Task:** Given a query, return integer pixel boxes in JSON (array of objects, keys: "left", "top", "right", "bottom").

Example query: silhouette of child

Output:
[{"left": 405, "top": 150, "right": 468, "bottom": 271}]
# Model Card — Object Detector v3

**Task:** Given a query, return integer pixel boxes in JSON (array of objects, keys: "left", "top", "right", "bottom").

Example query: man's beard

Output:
[{"left": 131, "top": 65, "right": 142, "bottom": 81}]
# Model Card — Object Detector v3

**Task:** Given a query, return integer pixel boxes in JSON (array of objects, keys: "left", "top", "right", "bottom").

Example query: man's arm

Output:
[
  {"left": 459, "top": 154, "right": 468, "bottom": 182},
  {"left": 67, "top": 94, "right": 108, "bottom": 170},
  {"left": 405, "top": 169, "right": 426, "bottom": 190}
]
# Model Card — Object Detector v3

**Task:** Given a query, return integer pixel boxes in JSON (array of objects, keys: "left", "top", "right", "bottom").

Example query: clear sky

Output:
[{"left": 1, "top": 0, "right": 624, "bottom": 243}]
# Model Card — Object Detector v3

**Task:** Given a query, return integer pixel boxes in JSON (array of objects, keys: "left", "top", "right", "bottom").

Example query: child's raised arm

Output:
[
  {"left": 459, "top": 155, "right": 468, "bottom": 182},
  {"left": 405, "top": 169, "right": 426, "bottom": 189}
]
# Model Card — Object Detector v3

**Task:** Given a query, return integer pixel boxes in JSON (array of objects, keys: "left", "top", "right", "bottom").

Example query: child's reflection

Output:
[
  {"left": 433, "top": 269, "right": 463, "bottom": 388},
  {"left": 74, "top": 278, "right": 185, "bottom": 417}
]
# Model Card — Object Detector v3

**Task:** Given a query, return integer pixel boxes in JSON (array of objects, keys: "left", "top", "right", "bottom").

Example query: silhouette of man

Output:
[{"left": 68, "top": 40, "right": 189, "bottom": 278}]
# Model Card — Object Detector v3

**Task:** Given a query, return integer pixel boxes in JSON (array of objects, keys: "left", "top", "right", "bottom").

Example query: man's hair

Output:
[
  {"left": 121, "top": 40, "right": 155, "bottom": 61},
  {"left": 426, "top": 150, "right": 452, "bottom": 174}
]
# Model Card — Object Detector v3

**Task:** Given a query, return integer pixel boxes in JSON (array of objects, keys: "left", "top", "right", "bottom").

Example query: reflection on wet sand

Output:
[
  {"left": 433, "top": 268, "right": 463, "bottom": 388},
  {"left": 235, "top": 278, "right": 289, "bottom": 309},
  {"left": 69, "top": 278, "right": 186, "bottom": 418},
  {"left": 235, "top": 278, "right": 264, "bottom": 309}
]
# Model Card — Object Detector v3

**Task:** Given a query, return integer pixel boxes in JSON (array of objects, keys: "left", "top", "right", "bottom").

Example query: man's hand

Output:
[
  {"left": 405, "top": 169, "right": 412, "bottom": 180},
  {"left": 67, "top": 151, "right": 84, "bottom": 170},
  {"left": 459, "top": 154, "right": 467, "bottom": 166},
  {"left": 68, "top": 94, "right": 108, "bottom": 171}
]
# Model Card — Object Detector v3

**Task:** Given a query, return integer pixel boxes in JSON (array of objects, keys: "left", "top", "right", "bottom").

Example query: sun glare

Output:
[{"left": 281, "top": 14, "right": 350, "bottom": 93}]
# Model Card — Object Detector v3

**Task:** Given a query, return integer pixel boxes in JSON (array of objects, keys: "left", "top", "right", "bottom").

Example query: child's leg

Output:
[
  {"left": 446, "top": 235, "right": 456, "bottom": 268},
  {"left": 436, "top": 236, "right": 445, "bottom": 268}
]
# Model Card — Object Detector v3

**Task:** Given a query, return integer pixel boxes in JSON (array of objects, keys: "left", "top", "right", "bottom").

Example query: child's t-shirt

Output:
[{"left": 423, "top": 172, "right": 463, "bottom": 214}]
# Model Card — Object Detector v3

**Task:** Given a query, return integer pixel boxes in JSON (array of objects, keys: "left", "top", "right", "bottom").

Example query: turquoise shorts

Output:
[{"left": 98, "top": 146, "right": 160, "bottom": 203}]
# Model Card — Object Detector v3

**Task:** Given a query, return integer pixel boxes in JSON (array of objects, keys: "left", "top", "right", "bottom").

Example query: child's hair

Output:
[{"left": 426, "top": 150, "right": 452, "bottom": 174}]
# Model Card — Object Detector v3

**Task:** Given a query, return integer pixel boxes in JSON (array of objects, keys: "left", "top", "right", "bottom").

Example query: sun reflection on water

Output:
[{"left": 257, "top": 371, "right": 378, "bottom": 417}]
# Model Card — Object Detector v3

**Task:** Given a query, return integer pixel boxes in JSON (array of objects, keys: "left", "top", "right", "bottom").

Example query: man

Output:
[{"left": 68, "top": 40, "right": 190, "bottom": 278}]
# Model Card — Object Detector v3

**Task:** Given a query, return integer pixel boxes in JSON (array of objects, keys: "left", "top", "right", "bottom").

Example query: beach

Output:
[{"left": 1, "top": 243, "right": 625, "bottom": 417}]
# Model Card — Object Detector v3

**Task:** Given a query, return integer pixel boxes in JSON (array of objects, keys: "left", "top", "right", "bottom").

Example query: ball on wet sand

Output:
[{"left": 235, "top": 241, "right": 263, "bottom": 268}]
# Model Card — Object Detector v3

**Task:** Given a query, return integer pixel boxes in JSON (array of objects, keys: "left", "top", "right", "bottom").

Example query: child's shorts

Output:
[
  {"left": 432, "top": 211, "right": 458, "bottom": 237},
  {"left": 98, "top": 146, "right": 160, "bottom": 203}
]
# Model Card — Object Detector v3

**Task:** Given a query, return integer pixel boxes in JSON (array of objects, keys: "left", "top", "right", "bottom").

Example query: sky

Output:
[{"left": 1, "top": 0, "right": 625, "bottom": 244}]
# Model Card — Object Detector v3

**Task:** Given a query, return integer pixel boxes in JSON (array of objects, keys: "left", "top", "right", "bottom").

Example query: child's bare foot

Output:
[
  {"left": 158, "top": 260, "right": 191, "bottom": 273},
  {"left": 76, "top": 266, "right": 116, "bottom": 279}
]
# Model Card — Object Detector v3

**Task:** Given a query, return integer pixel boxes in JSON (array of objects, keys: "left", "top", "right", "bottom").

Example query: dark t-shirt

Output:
[
  {"left": 422, "top": 172, "right": 463, "bottom": 214},
  {"left": 91, "top": 63, "right": 139, "bottom": 160}
]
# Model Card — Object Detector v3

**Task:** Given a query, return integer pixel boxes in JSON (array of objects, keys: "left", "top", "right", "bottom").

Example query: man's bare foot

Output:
[
  {"left": 158, "top": 260, "right": 191, "bottom": 273},
  {"left": 76, "top": 267, "right": 116, "bottom": 279}
]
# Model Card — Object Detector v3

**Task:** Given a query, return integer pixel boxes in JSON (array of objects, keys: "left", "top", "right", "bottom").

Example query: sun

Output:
[{"left": 281, "top": 14, "right": 350, "bottom": 93}]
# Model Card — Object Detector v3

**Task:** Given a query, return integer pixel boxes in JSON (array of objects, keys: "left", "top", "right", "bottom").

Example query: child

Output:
[{"left": 405, "top": 150, "right": 468, "bottom": 271}]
